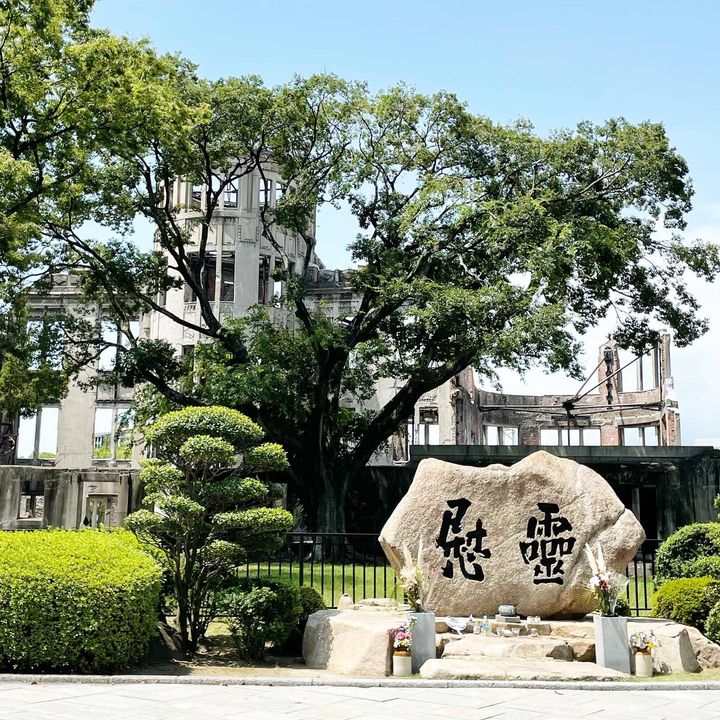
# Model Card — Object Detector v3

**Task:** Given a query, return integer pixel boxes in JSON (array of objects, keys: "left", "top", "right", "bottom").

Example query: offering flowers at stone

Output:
[
  {"left": 398, "top": 540, "right": 439, "bottom": 612},
  {"left": 585, "top": 542, "right": 629, "bottom": 616},
  {"left": 629, "top": 630, "right": 658, "bottom": 654},
  {"left": 387, "top": 623, "right": 412, "bottom": 651}
]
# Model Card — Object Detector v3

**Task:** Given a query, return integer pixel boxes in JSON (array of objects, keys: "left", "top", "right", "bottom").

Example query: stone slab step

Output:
[{"left": 420, "top": 656, "right": 628, "bottom": 681}]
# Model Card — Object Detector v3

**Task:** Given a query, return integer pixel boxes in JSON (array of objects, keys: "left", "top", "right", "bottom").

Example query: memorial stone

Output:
[{"left": 379, "top": 451, "right": 644, "bottom": 617}]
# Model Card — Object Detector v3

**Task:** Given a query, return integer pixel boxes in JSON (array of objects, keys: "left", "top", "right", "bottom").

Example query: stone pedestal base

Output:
[
  {"left": 408, "top": 611, "right": 436, "bottom": 673},
  {"left": 593, "top": 614, "right": 630, "bottom": 674}
]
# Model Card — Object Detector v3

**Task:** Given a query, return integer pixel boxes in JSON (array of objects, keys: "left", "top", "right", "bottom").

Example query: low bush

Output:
[
  {"left": 706, "top": 600, "right": 720, "bottom": 644},
  {"left": 279, "top": 586, "right": 327, "bottom": 653},
  {"left": 655, "top": 523, "right": 720, "bottom": 583},
  {"left": 298, "top": 586, "right": 326, "bottom": 627},
  {"left": 685, "top": 556, "right": 720, "bottom": 581},
  {"left": 0, "top": 528, "right": 161, "bottom": 673},
  {"left": 220, "top": 577, "right": 301, "bottom": 659},
  {"left": 652, "top": 576, "right": 719, "bottom": 629}
]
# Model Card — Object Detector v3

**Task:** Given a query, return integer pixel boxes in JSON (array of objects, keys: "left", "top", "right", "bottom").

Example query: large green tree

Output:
[
  {"left": 0, "top": 0, "right": 194, "bottom": 420},
  {"left": 45, "top": 72, "right": 719, "bottom": 533}
]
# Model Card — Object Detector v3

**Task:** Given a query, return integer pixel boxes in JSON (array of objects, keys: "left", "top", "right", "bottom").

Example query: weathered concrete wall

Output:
[{"left": 0, "top": 466, "right": 139, "bottom": 530}]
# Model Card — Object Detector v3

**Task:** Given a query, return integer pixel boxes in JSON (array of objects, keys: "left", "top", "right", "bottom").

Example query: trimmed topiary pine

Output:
[
  {"left": 125, "top": 405, "right": 293, "bottom": 652},
  {"left": 652, "top": 576, "right": 720, "bottom": 629}
]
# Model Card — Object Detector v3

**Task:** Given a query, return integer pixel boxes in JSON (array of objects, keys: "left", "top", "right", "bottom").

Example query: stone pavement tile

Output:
[
  {"left": 284, "top": 702, "right": 383, "bottom": 720},
  {"left": 402, "top": 688, "right": 521, "bottom": 711},
  {"left": 643, "top": 701, "right": 720, "bottom": 720},
  {"left": 482, "top": 712, "right": 546, "bottom": 720},
  {"left": 290, "top": 685, "right": 406, "bottom": 702},
  {"left": 500, "top": 691, "right": 615, "bottom": 718}
]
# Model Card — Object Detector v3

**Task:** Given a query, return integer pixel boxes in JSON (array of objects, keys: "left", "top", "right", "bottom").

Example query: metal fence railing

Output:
[{"left": 239, "top": 532, "right": 657, "bottom": 616}]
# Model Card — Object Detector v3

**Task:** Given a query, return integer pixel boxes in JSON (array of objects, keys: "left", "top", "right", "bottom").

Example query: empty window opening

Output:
[
  {"left": 540, "top": 426, "right": 601, "bottom": 446},
  {"left": 18, "top": 492, "right": 44, "bottom": 520},
  {"left": 224, "top": 180, "right": 238, "bottom": 208},
  {"left": 258, "top": 178, "right": 271, "bottom": 208},
  {"left": 258, "top": 255, "right": 271, "bottom": 304},
  {"left": 16, "top": 407, "right": 59, "bottom": 460},
  {"left": 484, "top": 425, "right": 519, "bottom": 446},
  {"left": 622, "top": 425, "right": 659, "bottom": 447},
  {"left": 93, "top": 407, "right": 133, "bottom": 461},
  {"left": 273, "top": 257, "right": 284, "bottom": 299},
  {"left": 184, "top": 253, "right": 218, "bottom": 302},
  {"left": 191, "top": 183, "right": 203, "bottom": 208},
  {"left": 417, "top": 408, "right": 440, "bottom": 445},
  {"left": 221, "top": 252, "right": 235, "bottom": 301}
]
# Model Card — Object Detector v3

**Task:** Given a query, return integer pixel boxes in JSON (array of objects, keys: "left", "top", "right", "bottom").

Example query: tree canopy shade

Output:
[
  {"left": 2, "top": 8, "right": 717, "bottom": 531},
  {"left": 0, "top": 0, "right": 195, "bottom": 416}
]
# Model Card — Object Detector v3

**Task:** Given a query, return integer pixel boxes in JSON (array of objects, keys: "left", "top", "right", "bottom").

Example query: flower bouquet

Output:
[
  {"left": 387, "top": 623, "right": 412, "bottom": 653},
  {"left": 397, "top": 540, "right": 439, "bottom": 612},
  {"left": 585, "top": 543, "right": 630, "bottom": 616},
  {"left": 629, "top": 630, "right": 658, "bottom": 654}
]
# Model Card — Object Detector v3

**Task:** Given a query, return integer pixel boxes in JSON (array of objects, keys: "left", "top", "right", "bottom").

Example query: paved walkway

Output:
[{"left": 0, "top": 681, "right": 719, "bottom": 720}]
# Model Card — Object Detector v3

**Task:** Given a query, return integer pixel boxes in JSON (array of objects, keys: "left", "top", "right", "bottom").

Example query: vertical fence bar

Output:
[
  {"left": 309, "top": 533, "right": 315, "bottom": 590},
  {"left": 320, "top": 534, "right": 325, "bottom": 600},
  {"left": 330, "top": 535, "right": 336, "bottom": 605},
  {"left": 298, "top": 532, "right": 305, "bottom": 588}
]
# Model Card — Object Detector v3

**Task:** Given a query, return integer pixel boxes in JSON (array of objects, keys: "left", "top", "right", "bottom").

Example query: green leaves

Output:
[
  {"left": 179, "top": 435, "right": 236, "bottom": 469},
  {"left": 243, "top": 443, "right": 290, "bottom": 473},
  {"left": 144, "top": 406, "right": 264, "bottom": 457},
  {"left": 125, "top": 405, "right": 292, "bottom": 652},
  {"left": 0, "top": 528, "right": 161, "bottom": 672}
]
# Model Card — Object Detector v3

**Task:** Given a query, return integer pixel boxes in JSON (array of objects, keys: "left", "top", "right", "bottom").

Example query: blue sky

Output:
[{"left": 91, "top": 0, "right": 720, "bottom": 444}]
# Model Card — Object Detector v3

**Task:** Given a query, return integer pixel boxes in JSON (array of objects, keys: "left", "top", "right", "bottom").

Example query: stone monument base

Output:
[{"left": 303, "top": 608, "right": 720, "bottom": 678}]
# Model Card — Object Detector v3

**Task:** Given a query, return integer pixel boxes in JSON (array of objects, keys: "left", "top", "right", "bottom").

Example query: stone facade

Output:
[{"left": 0, "top": 465, "right": 139, "bottom": 530}]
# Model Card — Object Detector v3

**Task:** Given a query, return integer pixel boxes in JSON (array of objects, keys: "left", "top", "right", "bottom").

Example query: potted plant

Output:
[
  {"left": 585, "top": 543, "right": 631, "bottom": 674},
  {"left": 397, "top": 541, "right": 440, "bottom": 673},
  {"left": 387, "top": 622, "right": 413, "bottom": 676},
  {"left": 629, "top": 630, "right": 657, "bottom": 677}
]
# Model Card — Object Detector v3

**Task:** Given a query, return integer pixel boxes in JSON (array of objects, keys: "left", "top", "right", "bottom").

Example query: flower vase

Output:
[
  {"left": 407, "top": 611, "right": 435, "bottom": 674},
  {"left": 392, "top": 650, "right": 412, "bottom": 676},
  {"left": 634, "top": 651, "right": 653, "bottom": 678},
  {"left": 593, "top": 614, "right": 631, "bottom": 675}
]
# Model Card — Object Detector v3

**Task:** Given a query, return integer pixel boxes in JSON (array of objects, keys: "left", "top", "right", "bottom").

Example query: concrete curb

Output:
[{"left": 0, "top": 674, "right": 720, "bottom": 691}]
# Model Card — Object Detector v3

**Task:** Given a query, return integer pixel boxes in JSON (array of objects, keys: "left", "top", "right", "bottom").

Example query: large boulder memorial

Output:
[
  {"left": 379, "top": 450, "right": 644, "bottom": 617},
  {"left": 303, "top": 451, "right": 720, "bottom": 678}
]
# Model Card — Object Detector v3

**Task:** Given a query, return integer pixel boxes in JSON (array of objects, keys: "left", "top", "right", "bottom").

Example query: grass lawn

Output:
[
  {"left": 239, "top": 562, "right": 401, "bottom": 607},
  {"left": 625, "top": 574, "right": 656, "bottom": 616},
  {"left": 238, "top": 562, "right": 656, "bottom": 617}
]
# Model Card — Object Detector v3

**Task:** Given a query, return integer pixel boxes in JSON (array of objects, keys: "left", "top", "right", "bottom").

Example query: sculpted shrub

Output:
[
  {"left": 0, "top": 529, "right": 161, "bottom": 673},
  {"left": 125, "top": 406, "right": 293, "bottom": 652}
]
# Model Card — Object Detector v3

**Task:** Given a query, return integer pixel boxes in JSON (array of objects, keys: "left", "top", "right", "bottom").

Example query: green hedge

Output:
[
  {"left": 655, "top": 523, "right": 720, "bottom": 583},
  {"left": 706, "top": 600, "right": 720, "bottom": 644},
  {"left": 652, "top": 576, "right": 719, "bottom": 629},
  {"left": 0, "top": 529, "right": 161, "bottom": 673},
  {"left": 685, "top": 556, "right": 720, "bottom": 581}
]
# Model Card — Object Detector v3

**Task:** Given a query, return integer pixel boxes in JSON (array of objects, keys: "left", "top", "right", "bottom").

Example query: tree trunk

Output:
[{"left": 316, "top": 474, "right": 347, "bottom": 535}]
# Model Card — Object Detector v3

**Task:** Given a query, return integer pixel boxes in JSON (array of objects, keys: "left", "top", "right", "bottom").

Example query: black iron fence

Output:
[{"left": 239, "top": 532, "right": 658, "bottom": 616}]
